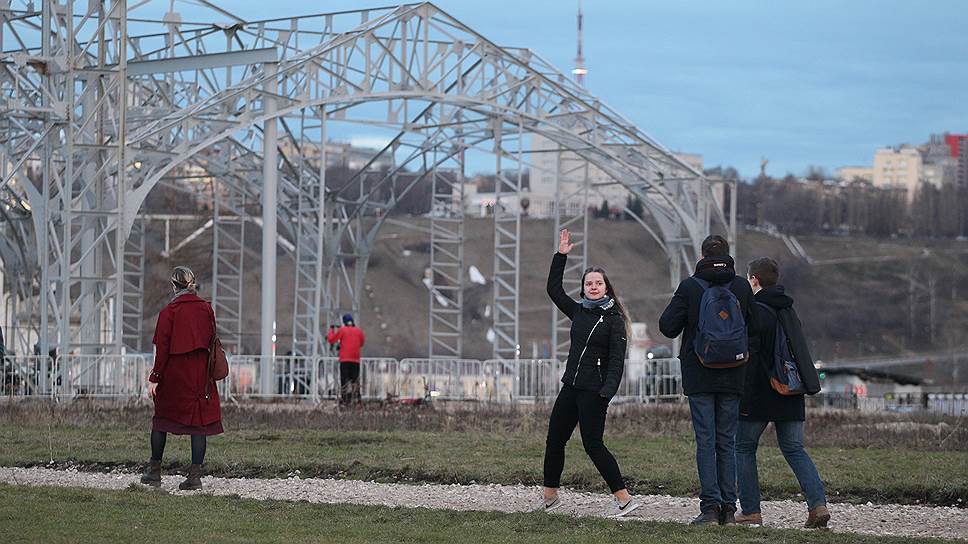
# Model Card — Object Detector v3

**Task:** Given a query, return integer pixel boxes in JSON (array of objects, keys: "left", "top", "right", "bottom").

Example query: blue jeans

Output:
[
  {"left": 688, "top": 393, "right": 740, "bottom": 512},
  {"left": 736, "top": 420, "right": 828, "bottom": 514}
]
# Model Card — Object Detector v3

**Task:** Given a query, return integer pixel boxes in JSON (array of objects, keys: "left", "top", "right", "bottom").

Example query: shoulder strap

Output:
[{"left": 691, "top": 277, "right": 710, "bottom": 290}]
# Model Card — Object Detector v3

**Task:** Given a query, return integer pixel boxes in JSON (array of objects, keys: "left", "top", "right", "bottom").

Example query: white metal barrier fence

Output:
[
  {"left": 0, "top": 354, "right": 150, "bottom": 398},
  {"left": 59, "top": 354, "right": 151, "bottom": 398},
  {"left": 0, "top": 356, "right": 56, "bottom": 396},
  {"left": 3, "top": 353, "right": 966, "bottom": 415},
  {"left": 807, "top": 392, "right": 968, "bottom": 416},
  {"left": 1, "top": 354, "right": 684, "bottom": 403},
  {"left": 217, "top": 357, "right": 682, "bottom": 404}
]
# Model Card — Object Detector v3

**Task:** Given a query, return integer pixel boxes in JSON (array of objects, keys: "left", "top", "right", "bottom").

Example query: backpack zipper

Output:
[{"left": 573, "top": 315, "right": 604, "bottom": 386}]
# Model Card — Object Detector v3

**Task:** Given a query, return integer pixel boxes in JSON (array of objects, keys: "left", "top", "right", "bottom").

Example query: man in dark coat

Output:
[
  {"left": 736, "top": 257, "right": 829, "bottom": 528},
  {"left": 659, "top": 235, "right": 754, "bottom": 525}
]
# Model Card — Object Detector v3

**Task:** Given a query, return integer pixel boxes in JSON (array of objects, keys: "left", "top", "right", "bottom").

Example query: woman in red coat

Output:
[{"left": 141, "top": 266, "right": 222, "bottom": 490}]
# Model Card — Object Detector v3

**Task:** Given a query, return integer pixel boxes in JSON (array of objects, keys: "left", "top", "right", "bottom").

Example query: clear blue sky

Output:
[{"left": 198, "top": 1, "right": 967, "bottom": 178}]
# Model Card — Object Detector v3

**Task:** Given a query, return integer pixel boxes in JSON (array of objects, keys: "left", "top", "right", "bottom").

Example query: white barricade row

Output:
[
  {"left": 1, "top": 355, "right": 688, "bottom": 403},
  {"left": 223, "top": 355, "right": 319, "bottom": 400},
  {"left": 10, "top": 353, "right": 965, "bottom": 417},
  {"left": 56, "top": 354, "right": 149, "bottom": 398},
  {"left": 0, "top": 355, "right": 57, "bottom": 396}
]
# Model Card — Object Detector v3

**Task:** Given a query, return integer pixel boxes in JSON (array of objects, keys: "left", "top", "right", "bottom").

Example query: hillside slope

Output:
[{"left": 139, "top": 217, "right": 968, "bottom": 384}]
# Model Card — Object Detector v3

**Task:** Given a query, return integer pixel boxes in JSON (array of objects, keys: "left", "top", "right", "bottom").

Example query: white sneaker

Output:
[
  {"left": 606, "top": 497, "right": 641, "bottom": 518},
  {"left": 536, "top": 495, "right": 563, "bottom": 513}
]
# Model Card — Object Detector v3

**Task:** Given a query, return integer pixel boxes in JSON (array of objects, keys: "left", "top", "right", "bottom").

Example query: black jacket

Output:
[
  {"left": 740, "top": 285, "right": 806, "bottom": 421},
  {"left": 659, "top": 256, "right": 755, "bottom": 396},
  {"left": 547, "top": 253, "right": 628, "bottom": 398},
  {"left": 0, "top": 324, "right": 4, "bottom": 358}
]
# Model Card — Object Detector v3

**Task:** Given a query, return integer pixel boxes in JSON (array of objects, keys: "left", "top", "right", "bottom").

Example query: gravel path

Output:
[{"left": 2, "top": 467, "right": 965, "bottom": 541}]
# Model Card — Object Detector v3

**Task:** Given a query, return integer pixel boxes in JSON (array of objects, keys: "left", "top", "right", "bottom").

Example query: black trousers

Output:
[
  {"left": 543, "top": 384, "right": 625, "bottom": 493},
  {"left": 339, "top": 362, "right": 360, "bottom": 404}
]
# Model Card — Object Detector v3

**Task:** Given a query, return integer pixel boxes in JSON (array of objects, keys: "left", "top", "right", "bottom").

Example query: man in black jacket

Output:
[
  {"left": 736, "top": 257, "right": 829, "bottom": 528},
  {"left": 659, "top": 235, "right": 754, "bottom": 525}
]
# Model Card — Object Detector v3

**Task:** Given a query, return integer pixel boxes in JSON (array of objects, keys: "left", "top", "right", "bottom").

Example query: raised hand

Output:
[{"left": 558, "top": 229, "right": 575, "bottom": 254}]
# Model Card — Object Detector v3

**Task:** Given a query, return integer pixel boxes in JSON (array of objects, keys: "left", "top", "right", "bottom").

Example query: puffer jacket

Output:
[{"left": 547, "top": 253, "right": 628, "bottom": 398}]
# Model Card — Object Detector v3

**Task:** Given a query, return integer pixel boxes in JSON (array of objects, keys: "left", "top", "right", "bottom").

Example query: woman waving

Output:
[{"left": 539, "top": 229, "right": 640, "bottom": 517}]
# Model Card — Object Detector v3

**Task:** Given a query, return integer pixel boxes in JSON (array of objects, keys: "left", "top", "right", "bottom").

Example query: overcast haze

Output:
[{"left": 216, "top": 1, "right": 967, "bottom": 178}]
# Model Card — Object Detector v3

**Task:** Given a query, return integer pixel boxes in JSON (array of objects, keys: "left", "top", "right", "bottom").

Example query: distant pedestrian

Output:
[
  {"left": 327, "top": 314, "right": 365, "bottom": 405},
  {"left": 141, "top": 266, "right": 223, "bottom": 490},
  {"left": 659, "top": 235, "right": 755, "bottom": 525},
  {"left": 539, "top": 228, "right": 640, "bottom": 518},
  {"left": 736, "top": 257, "right": 829, "bottom": 528}
]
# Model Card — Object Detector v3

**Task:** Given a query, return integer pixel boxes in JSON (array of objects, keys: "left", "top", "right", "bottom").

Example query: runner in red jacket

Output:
[{"left": 327, "top": 314, "right": 365, "bottom": 404}]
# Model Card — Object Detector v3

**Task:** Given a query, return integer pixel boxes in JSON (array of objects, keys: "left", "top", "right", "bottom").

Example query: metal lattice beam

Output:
[{"left": 0, "top": 2, "right": 727, "bottom": 385}]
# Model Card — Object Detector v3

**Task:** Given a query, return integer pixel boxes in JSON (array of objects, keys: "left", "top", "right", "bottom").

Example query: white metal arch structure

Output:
[{"left": 0, "top": 2, "right": 724, "bottom": 377}]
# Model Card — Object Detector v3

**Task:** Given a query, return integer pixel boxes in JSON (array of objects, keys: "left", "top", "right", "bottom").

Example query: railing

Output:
[
  {"left": 0, "top": 354, "right": 684, "bottom": 404},
  {"left": 0, "top": 355, "right": 56, "bottom": 396},
  {"left": 1, "top": 354, "right": 150, "bottom": 398},
  {"left": 218, "top": 357, "right": 682, "bottom": 404},
  {"left": 5, "top": 353, "right": 963, "bottom": 415},
  {"left": 807, "top": 392, "right": 968, "bottom": 417},
  {"left": 60, "top": 354, "right": 151, "bottom": 398}
]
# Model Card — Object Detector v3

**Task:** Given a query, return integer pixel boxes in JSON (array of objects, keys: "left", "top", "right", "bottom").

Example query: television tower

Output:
[{"left": 572, "top": 0, "right": 587, "bottom": 86}]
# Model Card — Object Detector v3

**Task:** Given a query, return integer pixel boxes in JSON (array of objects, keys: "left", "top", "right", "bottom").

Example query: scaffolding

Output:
[{"left": 0, "top": 2, "right": 727, "bottom": 391}]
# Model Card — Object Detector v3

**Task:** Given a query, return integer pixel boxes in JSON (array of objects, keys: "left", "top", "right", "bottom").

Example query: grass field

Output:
[
  {"left": 1, "top": 403, "right": 965, "bottom": 507},
  {"left": 0, "top": 484, "right": 958, "bottom": 544}
]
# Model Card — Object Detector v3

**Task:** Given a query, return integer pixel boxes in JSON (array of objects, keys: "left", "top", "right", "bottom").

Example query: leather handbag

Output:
[{"left": 208, "top": 315, "right": 229, "bottom": 381}]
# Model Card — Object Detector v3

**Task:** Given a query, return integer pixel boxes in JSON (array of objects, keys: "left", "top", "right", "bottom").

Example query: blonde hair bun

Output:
[{"left": 171, "top": 266, "right": 198, "bottom": 293}]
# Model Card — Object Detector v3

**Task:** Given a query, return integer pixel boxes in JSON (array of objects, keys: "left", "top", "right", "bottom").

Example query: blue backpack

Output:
[
  {"left": 756, "top": 302, "right": 806, "bottom": 395},
  {"left": 692, "top": 278, "right": 749, "bottom": 368}
]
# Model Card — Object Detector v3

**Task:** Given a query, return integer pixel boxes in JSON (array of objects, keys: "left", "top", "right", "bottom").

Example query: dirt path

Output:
[{"left": 1, "top": 467, "right": 965, "bottom": 541}]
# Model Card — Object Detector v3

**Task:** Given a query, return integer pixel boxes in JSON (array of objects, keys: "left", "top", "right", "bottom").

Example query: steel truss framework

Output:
[{"left": 0, "top": 2, "right": 728, "bottom": 387}]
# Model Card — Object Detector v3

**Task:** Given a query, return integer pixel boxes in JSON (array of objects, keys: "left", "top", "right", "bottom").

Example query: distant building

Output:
[
  {"left": 959, "top": 138, "right": 968, "bottom": 189},
  {"left": 922, "top": 133, "right": 959, "bottom": 188},
  {"left": 925, "top": 133, "right": 955, "bottom": 164},
  {"left": 277, "top": 140, "right": 394, "bottom": 171},
  {"left": 526, "top": 134, "right": 705, "bottom": 219},
  {"left": 836, "top": 166, "right": 874, "bottom": 183},
  {"left": 944, "top": 133, "right": 968, "bottom": 160},
  {"left": 872, "top": 146, "right": 922, "bottom": 200},
  {"left": 921, "top": 163, "right": 948, "bottom": 189},
  {"left": 459, "top": 181, "right": 524, "bottom": 217},
  {"left": 626, "top": 322, "right": 652, "bottom": 363}
]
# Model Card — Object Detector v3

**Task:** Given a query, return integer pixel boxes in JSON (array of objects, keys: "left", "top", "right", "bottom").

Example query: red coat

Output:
[
  {"left": 327, "top": 325, "right": 365, "bottom": 363},
  {"left": 149, "top": 294, "right": 221, "bottom": 426}
]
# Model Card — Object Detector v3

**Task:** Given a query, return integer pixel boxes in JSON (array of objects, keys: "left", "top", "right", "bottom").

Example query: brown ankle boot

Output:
[
  {"left": 140, "top": 460, "right": 162, "bottom": 487},
  {"left": 805, "top": 504, "right": 830, "bottom": 528},
  {"left": 735, "top": 511, "right": 762, "bottom": 525},
  {"left": 178, "top": 464, "right": 203, "bottom": 491}
]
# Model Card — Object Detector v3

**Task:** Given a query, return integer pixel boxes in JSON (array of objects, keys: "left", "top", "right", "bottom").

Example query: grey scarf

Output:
[
  {"left": 171, "top": 288, "right": 193, "bottom": 301},
  {"left": 581, "top": 296, "right": 614, "bottom": 310}
]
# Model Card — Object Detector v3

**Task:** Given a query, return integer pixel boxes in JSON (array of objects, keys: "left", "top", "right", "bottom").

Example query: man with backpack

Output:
[
  {"left": 660, "top": 235, "right": 754, "bottom": 525},
  {"left": 736, "top": 257, "right": 829, "bottom": 528}
]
